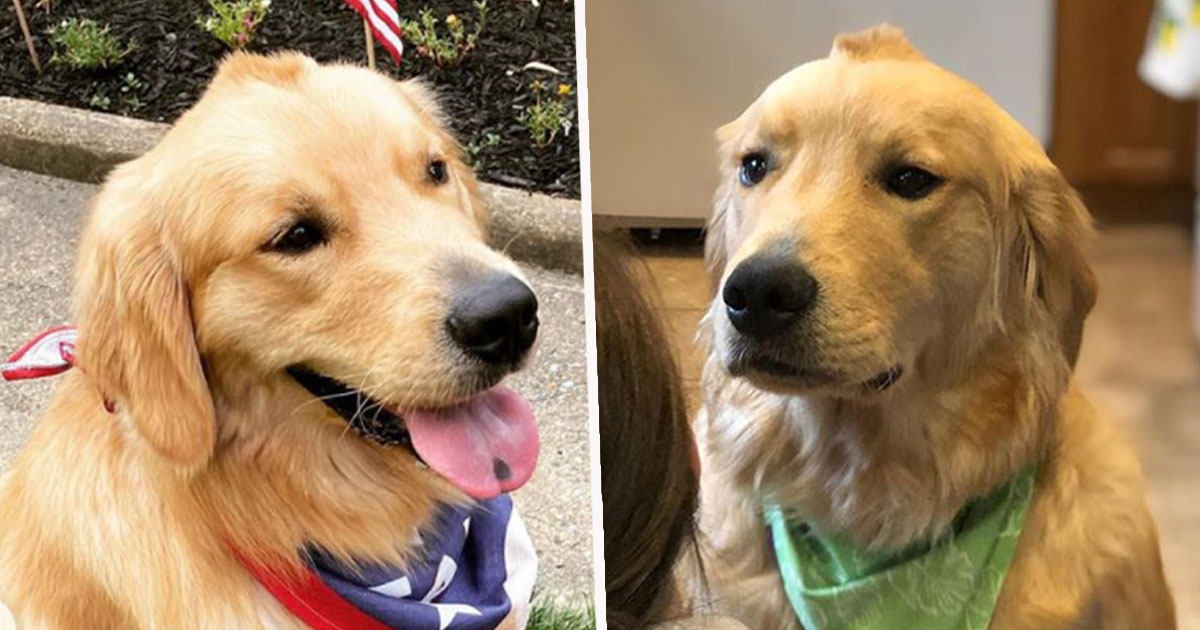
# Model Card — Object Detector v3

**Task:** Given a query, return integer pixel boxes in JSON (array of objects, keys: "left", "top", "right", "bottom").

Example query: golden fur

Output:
[
  {"left": 0, "top": 52, "right": 528, "bottom": 629},
  {"left": 694, "top": 26, "right": 1174, "bottom": 629}
]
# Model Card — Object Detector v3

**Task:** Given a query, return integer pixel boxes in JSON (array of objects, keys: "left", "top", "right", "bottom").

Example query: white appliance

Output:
[{"left": 586, "top": 0, "right": 1056, "bottom": 226}]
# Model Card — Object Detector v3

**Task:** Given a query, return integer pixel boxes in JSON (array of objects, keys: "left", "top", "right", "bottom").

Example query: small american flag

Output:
[{"left": 344, "top": 0, "right": 404, "bottom": 64}]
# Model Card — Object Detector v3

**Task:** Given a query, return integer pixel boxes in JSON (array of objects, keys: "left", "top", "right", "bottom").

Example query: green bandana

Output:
[{"left": 765, "top": 467, "right": 1036, "bottom": 630}]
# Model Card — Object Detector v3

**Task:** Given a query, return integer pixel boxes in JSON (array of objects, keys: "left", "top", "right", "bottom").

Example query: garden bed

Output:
[{"left": 0, "top": 0, "right": 578, "bottom": 197}]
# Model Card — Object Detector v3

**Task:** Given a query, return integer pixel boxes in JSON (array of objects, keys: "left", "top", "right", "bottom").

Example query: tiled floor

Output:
[{"left": 633, "top": 225, "right": 1199, "bottom": 628}]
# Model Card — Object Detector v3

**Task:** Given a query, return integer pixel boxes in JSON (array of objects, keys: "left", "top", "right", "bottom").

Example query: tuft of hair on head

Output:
[
  {"left": 831, "top": 24, "right": 925, "bottom": 62},
  {"left": 212, "top": 51, "right": 317, "bottom": 87}
]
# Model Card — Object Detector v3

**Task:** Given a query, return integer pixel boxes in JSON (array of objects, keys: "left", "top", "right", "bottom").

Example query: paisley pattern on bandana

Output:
[{"left": 766, "top": 466, "right": 1036, "bottom": 630}]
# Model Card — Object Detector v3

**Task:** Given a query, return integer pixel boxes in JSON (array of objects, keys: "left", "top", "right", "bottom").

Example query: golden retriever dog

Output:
[
  {"left": 694, "top": 26, "right": 1175, "bottom": 629},
  {"left": 0, "top": 52, "right": 542, "bottom": 629}
]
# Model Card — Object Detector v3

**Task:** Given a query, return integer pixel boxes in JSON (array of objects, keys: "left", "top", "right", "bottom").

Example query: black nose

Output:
[
  {"left": 447, "top": 274, "right": 539, "bottom": 366},
  {"left": 722, "top": 253, "right": 819, "bottom": 339}
]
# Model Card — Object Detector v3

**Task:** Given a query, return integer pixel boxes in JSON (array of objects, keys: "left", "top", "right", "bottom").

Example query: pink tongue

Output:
[{"left": 402, "top": 385, "right": 539, "bottom": 499}]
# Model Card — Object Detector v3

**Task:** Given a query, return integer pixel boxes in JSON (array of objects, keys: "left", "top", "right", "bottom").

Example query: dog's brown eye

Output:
[
  {"left": 428, "top": 159, "right": 448, "bottom": 185},
  {"left": 272, "top": 219, "right": 325, "bottom": 254},
  {"left": 739, "top": 152, "right": 770, "bottom": 187},
  {"left": 885, "top": 166, "right": 943, "bottom": 200}
]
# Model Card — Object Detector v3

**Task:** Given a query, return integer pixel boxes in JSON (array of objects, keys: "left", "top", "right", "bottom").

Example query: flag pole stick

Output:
[
  {"left": 362, "top": 17, "right": 376, "bottom": 70},
  {"left": 11, "top": 0, "right": 42, "bottom": 73}
]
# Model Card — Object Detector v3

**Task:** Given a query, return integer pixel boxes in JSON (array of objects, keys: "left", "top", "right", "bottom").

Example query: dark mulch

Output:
[{"left": 0, "top": 0, "right": 578, "bottom": 197}]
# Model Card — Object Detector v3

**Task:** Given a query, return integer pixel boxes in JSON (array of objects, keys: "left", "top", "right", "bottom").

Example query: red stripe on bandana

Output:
[{"left": 234, "top": 550, "right": 392, "bottom": 630}]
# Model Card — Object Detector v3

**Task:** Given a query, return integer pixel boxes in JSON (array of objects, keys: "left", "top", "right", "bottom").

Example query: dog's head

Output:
[
  {"left": 72, "top": 53, "right": 539, "bottom": 501},
  {"left": 706, "top": 26, "right": 1095, "bottom": 399}
]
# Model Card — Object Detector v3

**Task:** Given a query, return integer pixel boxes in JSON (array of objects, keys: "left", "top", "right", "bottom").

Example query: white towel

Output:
[{"left": 1140, "top": 0, "right": 1200, "bottom": 99}]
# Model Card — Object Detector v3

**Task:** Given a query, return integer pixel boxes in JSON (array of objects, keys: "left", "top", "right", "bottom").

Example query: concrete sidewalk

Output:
[{"left": 0, "top": 165, "right": 593, "bottom": 602}]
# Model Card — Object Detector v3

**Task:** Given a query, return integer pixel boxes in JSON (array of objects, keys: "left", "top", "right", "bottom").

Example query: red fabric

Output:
[
  {"left": 1, "top": 324, "right": 76, "bottom": 382},
  {"left": 1, "top": 364, "right": 72, "bottom": 381},
  {"left": 344, "top": 0, "right": 404, "bottom": 64},
  {"left": 234, "top": 549, "right": 393, "bottom": 630},
  {"left": 2, "top": 324, "right": 115, "bottom": 411}
]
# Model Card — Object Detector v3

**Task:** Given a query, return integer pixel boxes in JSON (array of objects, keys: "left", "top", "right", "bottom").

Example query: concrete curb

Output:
[{"left": 0, "top": 97, "right": 582, "bottom": 274}]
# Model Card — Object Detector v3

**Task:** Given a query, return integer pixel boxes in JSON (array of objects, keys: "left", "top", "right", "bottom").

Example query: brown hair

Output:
[{"left": 596, "top": 233, "right": 700, "bottom": 630}]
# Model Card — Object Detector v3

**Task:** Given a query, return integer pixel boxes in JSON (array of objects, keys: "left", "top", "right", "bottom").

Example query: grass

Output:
[{"left": 527, "top": 599, "right": 595, "bottom": 630}]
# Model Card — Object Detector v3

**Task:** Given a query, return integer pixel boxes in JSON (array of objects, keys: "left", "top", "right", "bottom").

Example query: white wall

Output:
[{"left": 587, "top": 0, "right": 1056, "bottom": 224}]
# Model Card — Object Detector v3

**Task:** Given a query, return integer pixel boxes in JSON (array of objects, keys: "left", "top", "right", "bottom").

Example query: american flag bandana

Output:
[
  {"left": 247, "top": 495, "right": 537, "bottom": 630},
  {"left": 314, "top": 496, "right": 536, "bottom": 630}
]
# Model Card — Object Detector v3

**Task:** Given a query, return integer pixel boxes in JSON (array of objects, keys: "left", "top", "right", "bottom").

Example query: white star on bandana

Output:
[{"left": 429, "top": 602, "right": 483, "bottom": 629}]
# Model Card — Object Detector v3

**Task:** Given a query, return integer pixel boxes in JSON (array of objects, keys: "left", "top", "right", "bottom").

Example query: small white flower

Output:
[{"left": 260, "top": 0, "right": 270, "bottom": 7}]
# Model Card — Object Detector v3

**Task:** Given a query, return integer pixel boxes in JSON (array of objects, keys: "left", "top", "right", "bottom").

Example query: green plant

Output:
[
  {"left": 527, "top": 600, "right": 595, "bottom": 630},
  {"left": 401, "top": 1, "right": 487, "bottom": 67},
  {"left": 119, "top": 72, "right": 145, "bottom": 111},
  {"left": 466, "top": 131, "right": 501, "bottom": 165},
  {"left": 86, "top": 93, "right": 112, "bottom": 110},
  {"left": 82, "top": 73, "right": 146, "bottom": 114},
  {"left": 518, "top": 81, "right": 574, "bottom": 148},
  {"left": 199, "top": 0, "right": 271, "bottom": 49},
  {"left": 48, "top": 18, "right": 132, "bottom": 70}
]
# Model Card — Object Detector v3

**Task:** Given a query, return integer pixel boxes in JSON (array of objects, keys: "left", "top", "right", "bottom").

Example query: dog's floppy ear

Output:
[
  {"left": 73, "top": 187, "right": 216, "bottom": 469},
  {"left": 831, "top": 24, "right": 925, "bottom": 62},
  {"left": 1003, "top": 167, "right": 1097, "bottom": 368}
]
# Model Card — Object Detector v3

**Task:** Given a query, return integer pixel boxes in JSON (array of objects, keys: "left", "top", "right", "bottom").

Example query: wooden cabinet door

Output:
[{"left": 1052, "top": 0, "right": 1197, "bottom": 223}]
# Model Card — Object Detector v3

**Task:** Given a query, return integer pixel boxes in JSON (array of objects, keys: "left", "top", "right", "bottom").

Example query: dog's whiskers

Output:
[
  {"left": 286, "top": 368, "right": 379, "bottom": 419},
  {"left": 340, "top": 361, "right": 387, "bottom": 443}
]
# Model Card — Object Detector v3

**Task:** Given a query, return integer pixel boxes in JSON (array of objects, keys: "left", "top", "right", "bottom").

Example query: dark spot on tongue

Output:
[{"left": 493, "top": 458, "right": 512, "bottom": 482}]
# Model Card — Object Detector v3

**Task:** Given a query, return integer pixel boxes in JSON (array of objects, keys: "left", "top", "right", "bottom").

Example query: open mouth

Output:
[
  {"left": 287, "top": 366, "right": 540, "bottom": 500},
  {"left": 288, "top": 367, "right": 414, "bottom": 448}
]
